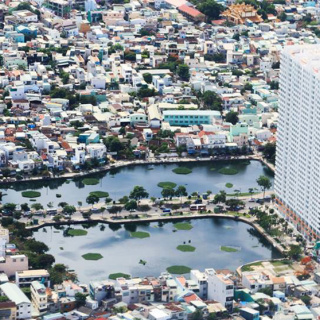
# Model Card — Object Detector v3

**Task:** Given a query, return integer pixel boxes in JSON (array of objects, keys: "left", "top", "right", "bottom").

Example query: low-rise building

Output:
[
  {"left": 206, "top": 269, "right": 234, "bottom": 312},
  {"left": 0, "top": 283, "right": 31, "bottom": 320},
  {"left": 16, "top": 270, "right": 50, "bottom": 288},
  {"left": 30, "top": 281, "right": 47, "bottom": 315}
]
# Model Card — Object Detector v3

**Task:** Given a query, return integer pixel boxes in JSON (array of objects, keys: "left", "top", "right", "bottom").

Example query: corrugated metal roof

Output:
[{"left": 0, "top": 283, "right": 30, "bottom": 305}]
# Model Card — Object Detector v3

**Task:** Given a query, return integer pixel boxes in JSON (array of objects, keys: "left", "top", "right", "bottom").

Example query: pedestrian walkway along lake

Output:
[{"left": 34, "top": 218, "right": 281, "bottom": 283}]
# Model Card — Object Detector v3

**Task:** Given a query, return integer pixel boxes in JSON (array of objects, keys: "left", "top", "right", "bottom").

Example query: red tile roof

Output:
[{"left": 178, "top": 5, "right": 204, "bottom": 18}]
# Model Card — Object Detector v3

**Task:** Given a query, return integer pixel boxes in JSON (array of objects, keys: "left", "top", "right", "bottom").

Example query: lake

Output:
[
  {"left": 34, "top": 218, "right": 281, "bottom": 283},
  {"left": 2, "top": 160, "right": 273, "bottom": 207}
]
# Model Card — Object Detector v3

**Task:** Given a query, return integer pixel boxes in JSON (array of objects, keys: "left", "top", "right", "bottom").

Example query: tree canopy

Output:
[
  {"left": 197, "top": 0, "right": 223, "bottom": 21},
  {"left": 129, "top": 186, "right": 149, "bottom": 200},
  {"left": 225, "top": 111, "right": 239, "bottom": 125}
]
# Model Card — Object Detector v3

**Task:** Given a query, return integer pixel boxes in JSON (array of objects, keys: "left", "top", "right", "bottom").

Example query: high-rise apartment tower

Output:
[{"left": 275, "top": 45, "right": 320, "bottom": 240}]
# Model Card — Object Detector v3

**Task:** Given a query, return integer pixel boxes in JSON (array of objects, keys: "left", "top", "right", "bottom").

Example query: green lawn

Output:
[
  {"left": 227, "top": 212, "right": 251, "bottom": 218},
  {"left": 227, "top": 192, "right": 259, "bottom": 197},
  {"left": 22, "top": 191, "right": 41, "bottom": 198},
  {"left": 82, "top": 253, "right": 103, "bottom": 260},
  {"left": 82, "top": 178, "right": 99, "bottom": 185},
  {"left": 210, "top": 167, "right": 216, "bottom": 171},
  {"left": 177, "top": 245, "right": 196, "bottom": 252},
  {"left": 271, "top": 260, "right": 291, "bottom": 267},
  {"left": 218, "top": 168, "right": 239, "bottom": 175},
  {"left": 157, "top": 182, "right": 177, "bottom": 189},
  {"left": 241, "top": 261, "right": 263, "bottom": 272},
  {"left": 167, "top": 265, "right": 191, "bottom": 274},
  {"left": 109, "top": 272, "right": 130, "bottom": 280},
  {"left": 174, "top": 222, "right": 193, "bottom": 230},
  {"left": 67, "top": 229, "right": 88, "bottom": 236},
  {"left": 130, "top": 231, "right": 150, "bottom": 239},
  {"left": 225, "top": 183, "right": 233, "bottom": 188},
  {"left": 172, "top": 167, "right": 192, "bottom": 175},
  {"left": 220, "top": 246, "right": 239, "bottom": 252},
  {"left": 89, "top": 191, "right": 109, "bottom": 198}
]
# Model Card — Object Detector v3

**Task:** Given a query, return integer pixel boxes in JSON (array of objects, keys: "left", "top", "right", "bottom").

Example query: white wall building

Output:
[
  {"left": 205, "top": 268, "right": 234, "bottom": 312},
  {"left": 0, "top": 283, "right": 31, "bottom": 320},
  {"left": 31, "top": 281, "right": 47, "bottom": 315},
  {"left": 190, "top": 270, "right": 208, "bottom": 300},
  {"left": 275, "top": 44, "right": 320, "bottom": 240}
]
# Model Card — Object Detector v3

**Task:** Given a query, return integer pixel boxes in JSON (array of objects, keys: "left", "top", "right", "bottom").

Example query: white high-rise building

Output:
[{"left": 275, "top": 44, "right": 320, "bottom": 240}]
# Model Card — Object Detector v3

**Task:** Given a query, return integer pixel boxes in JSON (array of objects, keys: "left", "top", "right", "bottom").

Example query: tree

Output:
[
  {"left": 60, "top": 71, "right": 70, "bottom": 85},
  {"left": 197, "top": 0, "right": 223, "bottom": 20},
  {"left": 75, "top": 292, "right": 87, "bottom": 307},
  {"left": 119, "top": 196, "right": 129, "bottom": 204},
  {"left": 31, "top": 203, "right": 43, "bottom": 211},
  {"left": 256, "top": 175, "right": 272, "bottom": 198},
  {"left": 232, "top": 33, "right": 240, "bottom": 41},
  {"left": 191, "top": 309, "right": 203, "bottom": 320},
  {"left": 35, "top": 254, "right": 55, "bottom": 269},
  {"left": 225, "top": 111, "right": 239, "bottom": 125},
  {"left": 107, "top": 206, "right": 122, "bottom": 214},
  {"left": 104, "top": 136, "right": 124, "bottom": 153},
  {"left": 86, "top": 195, "right": 99, "bottom": 207},
  {"left": 225, "top": 199, "right": 244, "bottom": 210},
  {"left": 118, "top": 127, "right": 126, "bottom": 137},
  {"left": 129, "top": 186, "right": 149, "bottom": 200},
  {"left": 20, "top": 203, "right": 30, "bottom": 212},
  {"left": 202, "top": 91, "right": 222, "bottom": 112},
  {"left": 58, "top": 202, "right": 68, "bottom": 208},
  {"left": 25, "top": 240, "right": 49, "bottom": 254},
  {"left": 204, "top": 53, "right": 224, "bottom": 62},
  {"left": 137, "top": 87, "right": 157, "bottom": 98},
  {"left": 177, "top": 64, "right": 190, "bottom": 81},
  {"left": 213, "top": 191, "right": 226, "bottom": 204},
  {"left": 125, "top": 200, "right": 138, "bottom": 211},
  {"left": 262, "top": 142, "right": 276, "bottom": 164},
  {"left": 124, "top": 50, "right": 136, "bottom": 62},
  {"left": 279, "top": 12, "right": 287, "bottom": 21},
  {"left": 161, "top": 188, "right": 175, "bottom": 200},
  {"left": 301, "top": 295, "right": 312, "bottom": 306},
  {"left": 287, "top": 244, "right": 302, "bottom": 260},
  {"left": 63, "top": 205, "right": 76, "bottom": 215},
  {"left": 175, "top": 185, "right": 188, "bottom": 202},
  {"left": 143, "top": 73, "right": 153, "bottom": 83},
  {"left": 140, "top": 28, "right": 155, "bottom": 36},
  {"left": 3, "top": 203, "right": 16, "bottom": 213},
  {"left": 241, "top": 82, "right": 253, "bottom": 94}
]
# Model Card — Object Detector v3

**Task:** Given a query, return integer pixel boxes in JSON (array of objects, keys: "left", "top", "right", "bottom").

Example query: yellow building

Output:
[
  {"left": 222, "top": 3, "right": 263, "bottom": 24},
  {"left": 0, "top": 301, "right": 17, "bottom": 320}
]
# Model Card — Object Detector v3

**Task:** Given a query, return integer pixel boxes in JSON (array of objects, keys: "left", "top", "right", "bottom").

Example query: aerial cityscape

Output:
[{"left": 0, "top": 0, "right": 318, "bottom": 319}]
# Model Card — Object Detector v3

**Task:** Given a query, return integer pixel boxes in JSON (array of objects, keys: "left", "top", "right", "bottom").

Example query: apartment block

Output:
[{"left": 275, "top": 44, "right": 320, "bottom": 239}]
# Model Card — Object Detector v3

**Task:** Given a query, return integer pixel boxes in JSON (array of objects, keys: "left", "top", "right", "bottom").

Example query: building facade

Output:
[
  {"left": 163, "top": 110, "right": 221, "bottom": 127},
  {"left": 275, "top": 45, "right": 320, "bottom": 240},
  {"left": 205, "top": 269, "right": 234, "bottom": 312}
]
